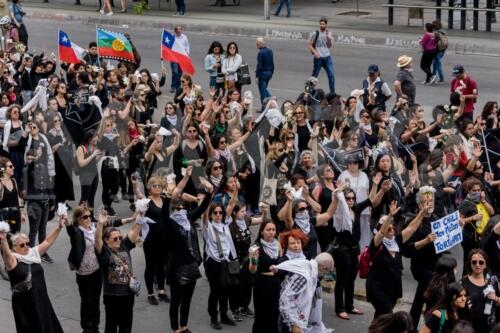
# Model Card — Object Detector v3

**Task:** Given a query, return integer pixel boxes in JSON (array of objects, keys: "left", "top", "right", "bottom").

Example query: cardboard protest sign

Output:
[{"left": 431, "top": 211, "right": 462, "bottom": 254}]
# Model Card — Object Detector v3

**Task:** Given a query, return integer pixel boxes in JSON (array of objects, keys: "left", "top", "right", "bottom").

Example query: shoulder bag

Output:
[
  {"left": 112, "top": 252, "right": 141, "bottom": 296},
  {"left": 176, "top": 230, "right": 202, "bottom": 285},
  {"left": 213, "top": 227, "right": 240, "bottom": 287},
  {"left": 236, "top": 64, "right": 251, "bottom": 86}
]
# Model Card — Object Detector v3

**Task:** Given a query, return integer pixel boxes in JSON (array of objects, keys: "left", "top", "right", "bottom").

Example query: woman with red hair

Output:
[{"left": 279, "top": 229, "right": 309, "bottom": 260}]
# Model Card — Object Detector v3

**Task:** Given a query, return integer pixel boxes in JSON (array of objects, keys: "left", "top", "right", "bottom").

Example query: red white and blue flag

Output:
[
  {"left": 161, "top": 30, "right": 195, "bottom": 75},
  {"left": 58, "top": 30, "right": 85, "bottom": 64}
]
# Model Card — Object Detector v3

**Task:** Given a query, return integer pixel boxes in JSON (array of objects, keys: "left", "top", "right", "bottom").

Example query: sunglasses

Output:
[
  {"left": 297, "top": 206, "right": 307, "bottom": 212},
  {"left": 151, "top": 184, "right": 162, "bottom": 189},
  {"left": 345, "top": 196, "right": 356, "bottom": 201},
  {"left": 110, "top": 236, "right": 123, "bottom": 242},
  {"left": 31, "top": 126, "right": 38, "bottom": 130},
  {"left": 81, "top": 214, "right": 91, "bottom": 220},
  {"left": 15, "top": 242, "right": 29, "bottom": 248},
  {"left": 187, "top": 129, "right": 197, "bottom": 133},
  {"left": 287, "top": 136, "right": 295, "bottom": 140},
  {"left": 219, "top": 140, "right": 227, "bottom": 144},
  {"left": 212, "top": 210, "right": 223, "bottom": 215},
  {"left": 472, "top": 260, "right": 485, "bottom": 266},
  {"left": 361, "top": 115, "right": 370, "bottom": 119},
  {"left": 293, "top": 112, "right": 304, "bottom": 116},
  {"left": 174, "top": 206, "right": 185, "bottom": 211},
  {"left": 213, "top": 166, "right": 222, "bottom": 171}
]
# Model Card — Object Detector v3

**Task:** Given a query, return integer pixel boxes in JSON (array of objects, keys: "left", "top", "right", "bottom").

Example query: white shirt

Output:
[
  {"left": 338, "top": 170, "right": 370, "bottom": 215},
  {"left": 175, "top": 33, "right": 190, "bottom": 55}
]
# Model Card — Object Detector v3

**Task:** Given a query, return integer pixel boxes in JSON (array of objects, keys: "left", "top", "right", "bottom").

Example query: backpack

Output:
[
  {"left": 435, "top": 31, "right": 448, "bottom": 52},
  {"left": 358, "top": 245, "right": 383, "bottom": 279}
]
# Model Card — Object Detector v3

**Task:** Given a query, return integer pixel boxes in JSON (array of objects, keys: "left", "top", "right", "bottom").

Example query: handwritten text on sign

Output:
[{"left": 431, "top": 211, "right": 462, "bottom": 254}]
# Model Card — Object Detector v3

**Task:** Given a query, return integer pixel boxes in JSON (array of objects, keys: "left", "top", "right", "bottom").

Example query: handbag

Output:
[
  {"left": 236, "top": 64, "right": 251, "bottom": 86},
  {"left": 214, "top": 228, "right": 240, "bottom": 287},
  {"left": 176, "top": 232, "right": 202, "bottom": 285},
  {"left": 260, "top": 165, "right": 277, "bottom": 206},
  {"left": 112, "top": 253, "right": 141, "bottom": 296},
  {"left": 11, "top": 264, "right": 32, "bottom": 294}
]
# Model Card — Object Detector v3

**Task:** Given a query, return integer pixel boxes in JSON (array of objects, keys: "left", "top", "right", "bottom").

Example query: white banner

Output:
[{"left": 431, "top": 211, "right": 462, "bottom": 254}]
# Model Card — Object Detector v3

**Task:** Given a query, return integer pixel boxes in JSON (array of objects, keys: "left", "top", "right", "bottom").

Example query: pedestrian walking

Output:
[
  {"left": 431, "top": 20, "right": 447, "bottom": 84},
  {"left": 394, "top": 55, "right": 416, "bottom": 107},
  {"left": 274, "top": 0, "right": 291, "bottom": 17},
  {"left": 170, "top": 26, "right": 189, "bottom": 92},
  {"left": 9, "top": 0, "right": 27, "bottom": 47},
  {"left": 419, "top": 23, "right": 438, "bottom": 85},
  {"left": 174, "top": 0, "right": 186, "bottom": 16},
  {"left": 307, "top": 17, "right": 335, "bottom": 94},
  {"left": 255, "top": 37, "right": 274, "bottom": 110}
]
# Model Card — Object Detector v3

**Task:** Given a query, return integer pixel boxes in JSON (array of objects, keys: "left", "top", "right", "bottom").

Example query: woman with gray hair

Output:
[{"left": 0, "top": 215, "right": 67, "bottom": 332}]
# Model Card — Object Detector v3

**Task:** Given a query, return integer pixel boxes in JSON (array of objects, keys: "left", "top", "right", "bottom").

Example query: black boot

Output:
[{"left": 210, "top": 316, "right": 222, "bottom": 330}]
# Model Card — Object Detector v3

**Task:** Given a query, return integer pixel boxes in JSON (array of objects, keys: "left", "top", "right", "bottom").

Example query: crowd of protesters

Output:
[{"left": 0, "top": 13, "right": 499, "bottom": 333}]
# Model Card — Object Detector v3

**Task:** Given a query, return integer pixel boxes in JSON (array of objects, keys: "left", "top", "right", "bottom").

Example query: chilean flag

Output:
[
  {"left": 58, "top": 30, "right": 85, "bottom": 64},
  {"left": 161, "top": 30, "right": 195, "bottom": 75}
]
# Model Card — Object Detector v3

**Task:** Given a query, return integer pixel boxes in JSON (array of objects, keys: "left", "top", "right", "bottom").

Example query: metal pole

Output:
[
  {"left": 481, "top": 127, "right": 492, "bottom": 173},
  {"left": 461, "top": 0, "right": 466, "bottom": 30},
  {"left": 264, "top": 0, "right": 270, "bottom": 20},
  {"left": 486, "top": 0, "right": 493, "bottom": 31},
  {"left": 473, "top": 0, "right": 479, "bottom": 30},
  {"left": 388, "top": 0, "right": 394, "bottom": 25},
  {"left": 436, "top": 0, "right": 442, "bottom": 21},
  {"left": 448, "top": 0, "right": 454, "bottom": 28}
]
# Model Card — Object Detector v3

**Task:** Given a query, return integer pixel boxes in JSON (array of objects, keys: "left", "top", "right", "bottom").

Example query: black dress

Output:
[
  {"left": 252, "top": 243, "right": 281, "bottom": 333},
  {"left": 8, "top": 261, "right": 64, "bottom": 333},
  {"left": 0, "top": 180, "right": 21, "bottom": 233}
]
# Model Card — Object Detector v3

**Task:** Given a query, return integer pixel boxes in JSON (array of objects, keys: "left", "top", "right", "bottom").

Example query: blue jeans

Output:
[
  {"left": 175, "top": 0, "right": 185, "bottom": 14},
  {"left": 257, "top": 71, "right": 273, "bottom": 108},
  {"left": 312, "top": 56, "right": 335, "bottom": 94},
  {"left": 274, "top": 0, "right": 291, "bottom": 17},
  {"left": 170, "top": 62, "right": 183, "bottom": 91},
  {"left": 432, "top": 51, "right": 444, "bottom": 81}
]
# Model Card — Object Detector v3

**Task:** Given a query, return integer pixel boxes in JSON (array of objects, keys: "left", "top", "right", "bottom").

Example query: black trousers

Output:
[
  {"left": 409, "top": 267, "right": 433, "bottom": 331},
  {"left": 80, "top": 174, "right": 99, "bottom": 209},
  {"left": 169, "top": 276, "right": 196, "bottom": 330},
  {"left": 143, "top": 234, "right": 166, "bottom": 295},
  {"left": 204, "top": 258, "right": 230, "bottom": 318},
  {"left": 103, "top": 294, "right": 134, "bottom": 333},
  {"left": 27, "top": 200, "right": 49, "bottom": 247},
  {"left": 420, "top": 50, "right": 437, "bottom": 82},
  {"left": 76, "top": 270, "right": 102, "bottom": 333},
  {"left": 368, "top": 286, "right": 397, "bottom": 319},
  {"left": 252, "top": 274, "right": 280, "bottom": 333},
  {"left": 101, "top": 166, "right": 119, "bottom": 208},
  {"left": 229, "top": 269, "right": 252, "bottom": 311},
  {"left": 333, "top": 247, "right": 359, "bottom": 313}
]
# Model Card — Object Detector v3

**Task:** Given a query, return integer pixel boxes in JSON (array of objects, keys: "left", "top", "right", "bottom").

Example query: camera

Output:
[{"left": 305, "top": 80, "right": 314, "bottom": 94}]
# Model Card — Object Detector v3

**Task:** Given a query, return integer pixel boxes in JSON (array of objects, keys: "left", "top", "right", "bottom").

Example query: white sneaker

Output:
[
  {"left": 106, "top": 11, "right": 114, "bottom": 16},
  {"left": 430, "top": 74, "right": 438, "bottom": 84},
  {"left": 173, "top": 12, "right": 179, "bottom": 16},
  {"left": 100, "top": 9, "right": 104, "bottom": 14}
]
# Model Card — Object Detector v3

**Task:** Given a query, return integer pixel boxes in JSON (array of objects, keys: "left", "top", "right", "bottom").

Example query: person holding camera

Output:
[
  {"left": 295, "top": 77, "right": 326, "bottom": 122},
  {"left": 0, "top": 214, "right": 66, "bottom": 332}
]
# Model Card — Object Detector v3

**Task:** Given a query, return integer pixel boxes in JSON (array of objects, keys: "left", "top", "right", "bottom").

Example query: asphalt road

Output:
[{"left": 0, "top": 18, "right": 490, "bottom": 333}]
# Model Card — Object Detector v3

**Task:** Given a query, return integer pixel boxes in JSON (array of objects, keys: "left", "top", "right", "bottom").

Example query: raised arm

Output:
[
  {"left": 302, "top": 185, "right": 321, "bottom": 213},
  {"left": 0, "top": 231, "right": 16, "bottom": 270},
  {"left": 401, "top": 202, "right": 427, "bottom": 244},
  {"left": 127, "top": 215, "right": 141, "bottom": 243},
  {"left": 202, "top": 126, "right": 216, "bottom": 158},
  {"left": 316, "top": 190, "right": 339, "bottom": 227},
  {"left": 371, "top": 178, "right": 391, "bottom": 208},
  {"left": 38, "top": 215, "right": 66, "bottom": 256},
  {"left": 165, "top": 130, "right": 181, "bottom": 157},
  {"left": 373, "top": 214, "right": 393, "bottom": 247}
]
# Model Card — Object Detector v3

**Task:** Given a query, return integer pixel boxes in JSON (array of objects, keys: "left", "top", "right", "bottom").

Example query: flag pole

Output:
[
  {"left": 96, "top": 26, "right": 101, "bottom": 68},
  {"left": 481, "top": 127, "right": 492, "bottom": 174}
]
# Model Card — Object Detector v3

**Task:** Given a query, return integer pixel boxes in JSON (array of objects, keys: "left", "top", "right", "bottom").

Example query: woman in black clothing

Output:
[
  {"left": 331, "top": 182, "right": 386, "bottom": 320},
  {"left": 419, "top": 283, "right": 470, "bottom": 333},
  {"left": 123, "top": 119, "right": 145, "bottom": 210},
  {"left": 423, "top": 257, "right": 458, "bottom": 314},
  {"left": 312, "top": 164, "right": 336, "bottom": 252},
  {"left": 366, "top": 200, "right": 428, "bottom": 319},
  {"left": 166, "top": 190, "right": 212, "bottom": 333},
  {"left": 47, "top": 114, "right": 75, "bottom": 207},
  {"left": 138, "top": 68, "right": 166, "bottom": 117},
  {"left": 249, "top": 220, "right": 282, "bottom": 333},
  {"left": 461, "top": 249, "right": 500, "bottom": 333},
  {"left": 144, "top": 130, "right": 180, "bottom": 181},
  {"left": 3, "top": 105, "right": 25, "bottom": 184},
  {"left": 98, "top": 118, "right": 121, "bottom": 216},
  {"left": 202, "top": 202, "right": 239, "bottom": 329},
  {"left": 278, "top": 186, "right": 337, "bottom": 259},
  {"left": 0, "top": 157, "right": 24, "bottom": 234},
  {"left": 66, "top": 205, "right": 135, "bottom": 333},
  {"left": 76, "top": 130, "right": 103, "bottom": 213}
]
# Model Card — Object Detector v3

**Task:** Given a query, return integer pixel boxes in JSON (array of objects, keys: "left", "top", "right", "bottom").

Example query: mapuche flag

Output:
[
  {"left": 96, "top": 28, "right": 135, "bottom": 62},
  {"left": 161, "top": 30, "right": 195, "bottom": 75},
  {"left": 58, "top": 30, "right": 85, "bottom": 64}
]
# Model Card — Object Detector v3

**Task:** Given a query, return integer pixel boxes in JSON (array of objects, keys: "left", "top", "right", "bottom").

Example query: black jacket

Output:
[{"left": 66, "top": 219, "right": 124, "bottom": 271}]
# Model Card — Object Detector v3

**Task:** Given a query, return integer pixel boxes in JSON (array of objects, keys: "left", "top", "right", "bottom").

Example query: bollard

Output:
[
  {"left": 460, "top": 0, "right": 466, "bottom": 29},
  {"left": 388, "top": 0, "right": 394, "bottom": 25},
  {"left": 448, "top": 0, "right": 454, "bottom": 28},
  {"left": 473, "top": 0, "right": 479, "bottom": 30},
  {"left": 436, "top": 0, "right": 442, "bottom": 21},
  {"left": 264, "top": 0, "right": 270, "bottom": 20}
]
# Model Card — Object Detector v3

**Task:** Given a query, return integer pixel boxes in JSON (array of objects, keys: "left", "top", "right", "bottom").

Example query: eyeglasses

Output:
[
  {"left": 165, "top": 106, "right": 174, "bottom": 110},
  {"left": 293, "top": 112, "right": 304, "bottom": 116},
  {"left": 81, "top": 214, "right": 91, "bottom": 220},
  {"left": 31, "top": 126, "right": 38, "bottom": 130},
  {"left": 151, "top": 184, "right": 162, "bottom": 189},
  {"left": 474, "top": 165, "right": 484, "bottom": 170},
  {"left": 212, "top": 210, "right": 223, "bottom": 215},
  {"left": 471, "top": 260, "right": 485, "bottom": 266},
  {"left": 345, "top": 196, "right": 356, "bottom": 201},
  {"left": 15, "top": 242, "right": 29, "bottom": 248},
  {"left": 187, "top": 129, "right": 197, "bottom": 133},
  {"left": 110, "top": 236, "right": 123, "bottom": 242},
  {"left": 480, "top": 122, "right": 486, "bottom": 126},
  {"left": 174, "top": 206, "right": 184, "bottom": 211},
  {"left": 212, "top": 166, "right": 222, "bottom": 171},
  {"left": 361, "top": 115, "right": 370, "bottom": 119},
  {"left": 287, "top": 136, "right": 295, "bottom": 140},
  {"left": 219, "top": 140, "right": 226, "bottom": 145},
  {"left": 297, "top": 206, "right": 307, "bottom": 212},
  {"left": 106, "top": 123, "right": 113, "bottom": 127}
]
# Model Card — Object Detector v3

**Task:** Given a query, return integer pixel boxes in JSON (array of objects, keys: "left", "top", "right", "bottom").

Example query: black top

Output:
[
  {"left": 228, "top": 216, "right": 252, "bottom": 262},
  {"left": 403, "top": 215, "right": 442, "bottom": 273},
  {"left": 0, "top": 179, "right": 19, "bottom": 208},
  {"left": 98, "top": 136, "right": 120, "bottom": 158},
  {"left": 166, "top": 194, "right": 211, "bottom": 276},
  {"left": 366, "top": 233, "right": 404, "bottom": 300},
  {"left": 461, "top": 276, "right": 497, "bottom": 333},
  {"left": 144, "top": 196, "right": 171, "bottom": 241},
  {"left": 296, "top": 122, "right": 312, "bottom": 152},
  {"left": 293, "top": 216, "right": 318, "bottom": 259},
  {"left": 97, "top": 236, "right": 136, "bottom": 296},
  {"left": 423, "top": 310, "right": 453, "bottom": 333},
  {"left": 482, "top": 231, "right": 500, "bottom": 277},
  {"left": 459, "top": 198, "right": 479, "bottom": 239},
  {"left": 336, "top": 199, "right": 372, "bottom": 253},
  {"left": 256, "top": 242, "right": 281, "bottom": 274}
]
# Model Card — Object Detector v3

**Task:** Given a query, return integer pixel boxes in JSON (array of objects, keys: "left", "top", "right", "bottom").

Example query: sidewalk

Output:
[{"left": 24, "top": 0, "right": 500, "bottom": 56}]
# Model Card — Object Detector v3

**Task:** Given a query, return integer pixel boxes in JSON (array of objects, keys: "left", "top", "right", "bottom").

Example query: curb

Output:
[{"left": 27, "top": 8, "right": 500, "bottom": 57}]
